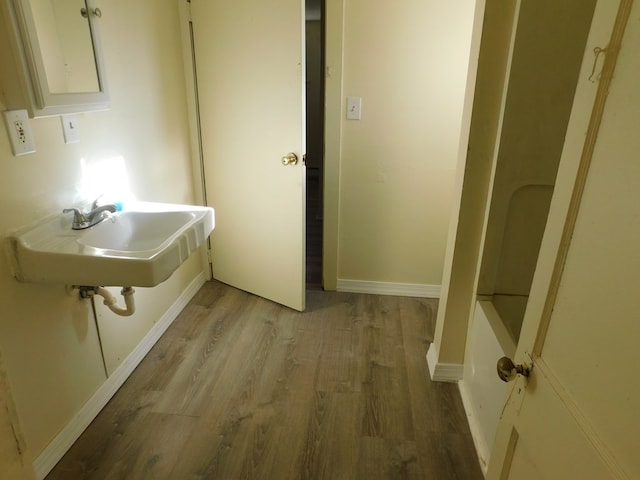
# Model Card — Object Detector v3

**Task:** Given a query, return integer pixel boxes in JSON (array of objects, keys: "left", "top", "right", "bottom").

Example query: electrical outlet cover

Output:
[
  {"left": 3, "top": 110, "right": 36, "bottom": 156},
  {"left": 346, "top": 96, "right": 362, "bottom": 120},
  {"left": 61, "top": 115, "right": 80, "bottom": 144}
]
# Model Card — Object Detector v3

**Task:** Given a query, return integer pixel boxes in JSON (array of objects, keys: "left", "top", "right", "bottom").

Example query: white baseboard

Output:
[
  {"left": 426, "top": 344, "right": 464, "bottom": 382},
  {"left": 33, "top": 273, "right": 207, "bottom": 480},
  {"left": 336, "top": 279, "right": 440, "bottom": 298},
  {"left": 459, "top": 379, "right": 490, "bottom": 474}
]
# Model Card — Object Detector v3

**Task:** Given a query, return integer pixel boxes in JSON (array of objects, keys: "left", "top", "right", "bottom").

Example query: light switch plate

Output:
[
  {"left": 61, "top": 115, "right": 80, "bottom": 144},
  {"left": 3, "top": 109, "right": 36, "bottom": 156},
  {"left": 347, "top": 96, "right": 362, "bottom": 120}
]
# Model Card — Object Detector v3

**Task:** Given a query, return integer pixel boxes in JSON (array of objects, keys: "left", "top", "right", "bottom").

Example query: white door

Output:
[
  {"left": 190, "top": 0, "right": 306, "bottom": 311},
  {"left": 487, "top": 0, "right": 639, "bottom": 478}
]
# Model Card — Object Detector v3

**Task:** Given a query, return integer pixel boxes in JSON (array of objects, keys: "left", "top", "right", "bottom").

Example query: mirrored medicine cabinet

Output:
[{"left": 0, "top": 0, "right": 108, "bottom": 118}]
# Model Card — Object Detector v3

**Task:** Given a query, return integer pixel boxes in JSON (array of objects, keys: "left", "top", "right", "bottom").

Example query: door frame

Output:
[
  {"left": 178, "top": 0, "right": 211, "bottom": 278},
  {"left": 320, "top": 0, "right": 344, "bottom": 290}
]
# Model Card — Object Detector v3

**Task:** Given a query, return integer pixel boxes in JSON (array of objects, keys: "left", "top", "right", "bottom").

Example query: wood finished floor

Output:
[{"left": 46, "top": 282, "right": 482, "bottom": 480}]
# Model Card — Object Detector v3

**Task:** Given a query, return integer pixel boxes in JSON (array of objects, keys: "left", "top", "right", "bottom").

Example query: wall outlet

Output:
[
  {"left": 61, "top": 115, "right": 80, "bottom": 144},
  {"left": 3, "top": 110, "right": 36, "bottom": 156}
]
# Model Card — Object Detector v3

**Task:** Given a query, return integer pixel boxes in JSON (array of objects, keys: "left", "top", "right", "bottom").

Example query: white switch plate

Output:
[
  {"left": 3, "top": 109, "right": 36, "bottom": 156},
  {"left": 61, "top": 115, "right": 80, "bottom": 144},
  {"left": 347, "top": 96, "right": 362, "bottom": 120}
]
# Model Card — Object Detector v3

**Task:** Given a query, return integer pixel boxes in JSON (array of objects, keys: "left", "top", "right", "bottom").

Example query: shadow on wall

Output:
[{"left": 492, "top": 183, "right": 553, "bottom": 339}]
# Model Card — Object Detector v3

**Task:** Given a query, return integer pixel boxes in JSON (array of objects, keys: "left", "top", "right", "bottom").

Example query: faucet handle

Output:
[
  {"left": 91, "top": 194, "right": 104, "bottom": 210},
  {"left": 63, "top": 207, "right": 83, "bottom": 218},
  {"left": 63, "top": 208, "right": 89, "bottom": 229}
]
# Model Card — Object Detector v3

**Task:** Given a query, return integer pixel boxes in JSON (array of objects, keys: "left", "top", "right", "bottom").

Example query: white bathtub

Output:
[
  {"left": 461, "top": 184, "right": 553, "bottom": 471},
  {"left": 459, "top": 299, "right": 516, "bottom": 473}
]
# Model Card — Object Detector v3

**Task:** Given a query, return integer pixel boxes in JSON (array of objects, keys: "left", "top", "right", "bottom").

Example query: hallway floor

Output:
[
  {"left": 306, "top": 170, "right": 322, "bottom": 289},
  {"left": 46, "top": 281, "right": 482, "bottom": 479}
]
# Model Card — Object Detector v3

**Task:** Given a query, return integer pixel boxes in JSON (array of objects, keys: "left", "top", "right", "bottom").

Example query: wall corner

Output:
[{"left": 426, "top": 343, "right": 464, "bottom": 383}]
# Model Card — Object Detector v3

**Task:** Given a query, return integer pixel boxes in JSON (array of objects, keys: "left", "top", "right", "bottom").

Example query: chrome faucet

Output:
[{"left": 63, "top": 197, "right": 117, "bottom": 230}]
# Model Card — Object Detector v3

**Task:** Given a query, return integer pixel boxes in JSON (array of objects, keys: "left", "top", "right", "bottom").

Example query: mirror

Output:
[
  {"left": 1, "top": 0, "right": 108, "bottom": 117},
  {"left": 31, "top": 0, "right": 100, "bottom": 93}
]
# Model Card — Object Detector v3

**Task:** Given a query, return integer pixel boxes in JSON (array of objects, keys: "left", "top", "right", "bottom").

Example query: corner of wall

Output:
[
  {"left": 429, "top": 0, "right": 489, "bottom": 379},
  {"left": 426, "top": 343, "right": 464, "bottom": 383}
]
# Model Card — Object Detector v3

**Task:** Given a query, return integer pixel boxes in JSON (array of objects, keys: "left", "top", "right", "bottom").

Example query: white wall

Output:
[
  {"left": 328, "top": 0, "right": 477, "bottom": 290},
  {"left": 0, "top": 0, "right": 201, "bottom": 466},
  {"left": 0, "top": 350, "right": 35, "bottom": 480}
]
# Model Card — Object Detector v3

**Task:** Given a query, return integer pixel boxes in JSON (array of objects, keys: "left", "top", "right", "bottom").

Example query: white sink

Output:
[{"left": 6, "top": 202, "right": 215, "bottom": 287}]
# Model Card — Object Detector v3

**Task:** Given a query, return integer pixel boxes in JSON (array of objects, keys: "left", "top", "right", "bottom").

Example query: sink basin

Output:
[
  {"left": 79, "top": 211, "right": 199, "bottom": 252},
  {"left": 6, "top": 202, "right": 215, "bottom": 287}
]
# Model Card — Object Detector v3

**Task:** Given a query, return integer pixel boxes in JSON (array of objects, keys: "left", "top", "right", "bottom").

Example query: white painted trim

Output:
[
  {"left": 426, "top": 344, "right": 463, "bottom": 382},
  {"left": 336, "top": 279, "right": 440, "bottom": 298},
  {"left": 459, "top": 379, "right": 490, "bottom": 475},
  {"left": 33, "top": 273, "right": 207, "bottom": 480}
]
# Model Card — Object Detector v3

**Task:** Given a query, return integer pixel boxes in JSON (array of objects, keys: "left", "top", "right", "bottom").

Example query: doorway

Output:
[{"left": 305, "top": 0, "right": 325, "bottom": 289}]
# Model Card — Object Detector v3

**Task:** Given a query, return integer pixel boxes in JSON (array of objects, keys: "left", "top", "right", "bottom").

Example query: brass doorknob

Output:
[
  {"left": 281, "top": 153, "right": 298, "bottom": 166},
  {"left": 497, "top": 356, "right": 531, "bottom": 382}
]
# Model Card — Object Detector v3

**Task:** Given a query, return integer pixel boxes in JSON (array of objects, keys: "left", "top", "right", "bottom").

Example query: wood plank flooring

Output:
[{"left": 46, "top": 282, "right": 482, "bottom": 479}]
